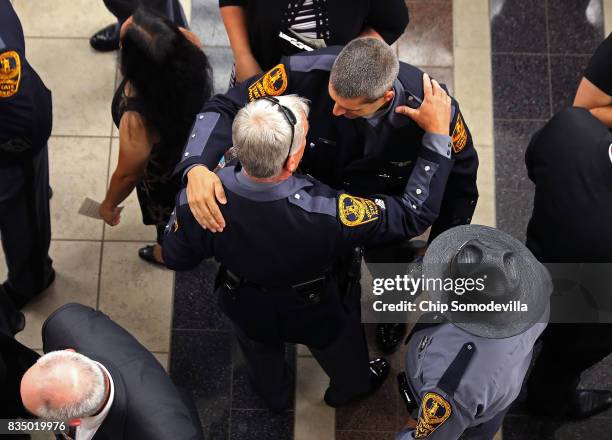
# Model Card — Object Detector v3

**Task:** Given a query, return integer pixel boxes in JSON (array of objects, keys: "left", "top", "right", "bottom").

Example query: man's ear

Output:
[
  {"left": 286, "top": 154, "right": 299, "bottom": 173},
  {"left": 383, "top": 89, "right": 395, "bottom": 103}
]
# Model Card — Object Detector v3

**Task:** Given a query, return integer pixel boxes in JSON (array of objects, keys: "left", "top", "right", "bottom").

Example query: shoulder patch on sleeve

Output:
[
  {"left": 248, "top": 64, "right": 288, "bottom": 102},
  {"left": 338, "top": 194, "right": 380, "bottom": 227},
  {"left": 0, "top": 50, "right": 21, "bottom": 98},
  {"left": 415, "top": 392, "right": 452, "bottom": 439},
  {"left": 451, "top": 112, "right": 468, "bottom": 154}
]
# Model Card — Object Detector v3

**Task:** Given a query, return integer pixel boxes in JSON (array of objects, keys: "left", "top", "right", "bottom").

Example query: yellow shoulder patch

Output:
[
  {"left": 248, "top": 64, "right": 288, "bottom": 102},
  {"left": 338, "top": 194, "right": 380, "bottom": 227},
  {"left": 415, "top": 392, "right": 452, "bottom": 438},
  {"left": 0, "top": 51, "right": 21, "bottom": 98},
  {"left": 451, "top": 112, "right": 468, "bottom": 154}
]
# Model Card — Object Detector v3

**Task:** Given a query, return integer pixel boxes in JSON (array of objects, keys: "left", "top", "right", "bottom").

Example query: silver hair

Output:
[
  {"left": 34, "top": 351, "right": 106, "bottom": 420},
  {"left": 330, "top": 37, "right": 399, "bottom": 102},
  {"left": 233, "top": 94, "right": 310, "bottom": 178}
]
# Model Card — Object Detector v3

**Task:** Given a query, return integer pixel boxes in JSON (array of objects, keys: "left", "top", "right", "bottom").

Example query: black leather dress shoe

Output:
[
  {"left": 90, "top": 24, "right": 120, "bottom": 52},
  {"left": 569, "top": 389, "right": 612, "bottom": 419},
  {"left": 324, "top": 358, "right": 390, "bottom": 407},
  {"left": 138, "top": 245, "right": 166, "bottom": 267},
  {"left": 4, "top": 268, "right": 55, "bottom": 310},
  {"left": 376, "top": 323, "right": 407, "bottom": 354}
]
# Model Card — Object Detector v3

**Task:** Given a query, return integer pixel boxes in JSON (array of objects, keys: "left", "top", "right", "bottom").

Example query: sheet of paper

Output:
[{"left": 78, "top": 197, "right": 123, "bottom": 219}]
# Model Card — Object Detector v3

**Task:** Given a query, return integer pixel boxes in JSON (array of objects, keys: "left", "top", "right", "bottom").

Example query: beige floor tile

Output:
[
  {"left": 453, "top": 0, "right": 491, "bottom": 49},
  {"left": 0, "top": 245, "right": 6, "bottom": 282},
  {"left": 494, "top": 428, "right": 503, "bottom": 440},
  {"left": 49, "top": 136, "right": 109, "bottom": 240},
  {"left": 103, "top": 139, "right": 157, "bottom": 242},
  {"left": 98, "top": 242, "right": 174, "bottom": 353},
  {"left": 297, "top": 344, "right": 313, "bottom": 357},
  {"left": 16, "top": 240, "right": 101, "bottom": 350},
  {"left": 454, "top": 46, "right": 494, "bottom": 147},
  {"left": 25, "top": 38, "right": 116, "bottom": 137},
  {"left": 295, "top": 356, "right": 335, "bottom": 440},
  {"left": 182, "top": 0, "right": 192, "bottom": 23},
  {"left": 472, "top": 145, "right": 496, "bottom": 227},
  {"left": 153, "top": 352, "right": 169, "bottom": 372},
  {"left": 605, "top": 0, "right": 612, "bottom": 35},
  {"left": 13, "top": 0, "right": 115, "bottom": 38}
]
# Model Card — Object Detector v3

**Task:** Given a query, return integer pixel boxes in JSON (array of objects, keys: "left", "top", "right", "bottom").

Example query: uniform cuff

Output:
[
  {"left": 422, "top": 133, "right": 452, "bottom": 158},
  {"left": 182, "top": 164, "right": 207, "bottom": 184}
]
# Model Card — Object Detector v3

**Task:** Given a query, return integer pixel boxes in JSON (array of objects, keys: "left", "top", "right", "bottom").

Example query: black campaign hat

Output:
[{"left": 422, "top": 224, "right": 552, "bottom": 338}]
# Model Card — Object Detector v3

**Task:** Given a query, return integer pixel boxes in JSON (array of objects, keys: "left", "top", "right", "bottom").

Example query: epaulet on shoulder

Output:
[
  {"left": 288, "top": 49, "right": 338, "bottom": 73},
  {"left": 287, "top": 187, "right": 336, "bottom": 217}
]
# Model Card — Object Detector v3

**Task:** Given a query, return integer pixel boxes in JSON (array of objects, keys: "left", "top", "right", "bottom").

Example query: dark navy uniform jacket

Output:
[
  {"left": 164, "top": 134, "right": 454, "bottom": 346},
  {"left": 175, "top": 46, "right": 478, "bottom": 240},
  {"left": 0, "top": 0, "right": 52, "bottom": 165}
]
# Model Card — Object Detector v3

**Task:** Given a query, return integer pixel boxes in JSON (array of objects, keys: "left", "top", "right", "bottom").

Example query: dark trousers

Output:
[
  {"left": 527, "top": 323, "right": 612, "bottom": 414},
  {"left": 0, "top": 146, "right": 53, "bottom": 307},
  {"left": 233, "top": 289, "right": 371, "bottom": 410},
  {"left": 103, "top": 0, "right": 187, "bottom": 25}
]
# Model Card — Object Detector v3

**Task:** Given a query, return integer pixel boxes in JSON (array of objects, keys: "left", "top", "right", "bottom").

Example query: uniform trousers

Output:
[
  {"left": 0, "top": 146, "right": 53, "bottom": 308},
  {"left": 527, "top": 323, "right": 612, "bottom": 414},
  {"left": 233, "top": 282, "right": 372, "bottom": 411}
]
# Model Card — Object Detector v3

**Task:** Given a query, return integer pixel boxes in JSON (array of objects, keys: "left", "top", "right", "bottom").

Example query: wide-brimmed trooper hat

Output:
[{"left": 422, "top": 224, "right": 552, "bottom": 338}]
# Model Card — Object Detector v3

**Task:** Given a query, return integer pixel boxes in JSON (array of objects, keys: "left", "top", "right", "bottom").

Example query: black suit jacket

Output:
[{"left": 42, "top": 303, "right": 203, "bottom": 440}]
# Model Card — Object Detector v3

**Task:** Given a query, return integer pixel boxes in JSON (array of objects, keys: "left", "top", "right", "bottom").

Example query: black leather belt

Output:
[{"left": 221, "top": 268, "right": 328, "bottom": 299}]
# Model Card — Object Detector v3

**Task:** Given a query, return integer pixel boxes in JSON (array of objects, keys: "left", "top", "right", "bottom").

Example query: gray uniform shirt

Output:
[{"left": 397, "top": 321, "right": 546, "bottom": 440}]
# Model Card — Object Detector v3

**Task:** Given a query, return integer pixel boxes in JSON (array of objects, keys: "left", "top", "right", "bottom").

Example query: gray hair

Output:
[
  {"left": 34, "top": 351, "right": 106, "bottom": 420},
  {"left": 330, "top": 37, "right": 399, "bottom": 102},
  {"left": 233, "top": 95, "right": 310, "bottom": 178}
]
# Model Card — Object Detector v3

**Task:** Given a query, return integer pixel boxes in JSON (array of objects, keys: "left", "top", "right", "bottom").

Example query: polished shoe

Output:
[
  {"left": 138, "top": 245, "right": 166, "bottom": 267},
  {"left": 90, "top": 24, "right": 120, "bottom": 52},
  {"left": 569, "top": 389, "right": 612, "bottom": 419},
  {"left": 324, "top": 357, "right": 390, "bottom": 407},
  {"left": 0, "top": 285, "right": 25, "bottom": 334},
  {"left": 4, "top": 268, "right": 55, "bottom": 310},
  {"left": 376, "top": 322, "right": 407, "bottom": 354}
]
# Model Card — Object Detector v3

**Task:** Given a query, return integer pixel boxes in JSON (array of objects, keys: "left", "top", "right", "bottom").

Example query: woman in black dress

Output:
[{"left": 100, "top": 8, "right": 213, "bottom": 265}]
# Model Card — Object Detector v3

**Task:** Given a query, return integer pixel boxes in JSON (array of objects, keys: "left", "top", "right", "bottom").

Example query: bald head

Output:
[{"left": 21, "top": 351, "right": 106, "bottom": 420}]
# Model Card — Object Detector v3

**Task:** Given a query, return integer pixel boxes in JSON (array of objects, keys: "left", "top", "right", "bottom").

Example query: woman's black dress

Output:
[{"left": 111, "top": 78, "right": 182, "bottom": 243}]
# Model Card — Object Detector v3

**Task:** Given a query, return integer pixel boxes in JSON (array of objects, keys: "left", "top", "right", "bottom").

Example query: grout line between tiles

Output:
[
  {"left": 544, "top": 0, "right": 554, "bottom": 118},
  {"left": 492, "top": 52, "right": 595, "bottom": 57}
]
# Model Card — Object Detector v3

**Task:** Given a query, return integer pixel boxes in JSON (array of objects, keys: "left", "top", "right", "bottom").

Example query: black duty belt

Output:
[{"left": 221, "top": 268, "right": 328, "bottom": 299}]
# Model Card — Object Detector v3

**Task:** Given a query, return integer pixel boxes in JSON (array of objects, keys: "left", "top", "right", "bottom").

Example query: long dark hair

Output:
[{"left": 120, "top": 8, "right": 213, "bottom": 162}]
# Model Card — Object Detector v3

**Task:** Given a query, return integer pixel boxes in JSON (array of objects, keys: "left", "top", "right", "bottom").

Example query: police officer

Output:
[
  {"left": 525, "top": 107, "right": 612, "bottom": 419},
  {"left": 178, "top": 37, "right": 479, "bottom": 353},
  {"left": 0, "top": 0, "right": 55, "bottom": 310},
  {"left": 90, "top": 0, "right": 188, "bottom": 52},
  {"left": 397, "top": 225, "right": 551, "bottom": 440},
  {"left": 163, "top": 80, "right": 455, "bottom": 410}
]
